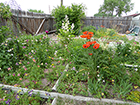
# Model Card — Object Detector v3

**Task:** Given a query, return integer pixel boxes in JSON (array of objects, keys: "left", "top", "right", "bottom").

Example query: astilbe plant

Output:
[{"left": 58, "top": 15, "right": 75, "bottom": 46}]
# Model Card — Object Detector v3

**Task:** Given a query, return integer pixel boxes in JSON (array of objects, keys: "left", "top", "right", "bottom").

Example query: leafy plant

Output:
[
  {"left": 51, "top": 4, "right": 86, "bottom": 35},
  {"left": 0, "top": 3, "right": 12, "bottom": 19},
  {"left": 58, "top": 15, "right": 75, "bottom": 45}
]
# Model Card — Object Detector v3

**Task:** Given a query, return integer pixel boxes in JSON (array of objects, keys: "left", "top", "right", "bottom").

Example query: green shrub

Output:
[
  {"left": 0, "top": 26, "right": 11, "bottom": 44},
  {"left": 80, "top": 25, "right": 96, "bottom": 35},
  {"left": 51, "top": 4, "right": 86, "bottom": 35},
  {"left": 0, "top": 2, "right": 12, "bottom": 19}
]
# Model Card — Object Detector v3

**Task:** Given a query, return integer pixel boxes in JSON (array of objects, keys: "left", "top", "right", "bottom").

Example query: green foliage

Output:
[
  {"left": 98, "top": 0, "right": 134, "bottom": 17},
  {"left": 0, "top": 26, "right": 11, "bottom": 44},
  {"left": 95, "top": 26, "right": 107, "bottom": 38},
  {"left": 28, "top": 9, "right": 44, "bottom": 13},
  {"left": 94, "top": 12, "right": 114, "bottom": 17},
  {"left": 0, "top": 88, "right": 53, "bottom": 104},
  {"left": 0, "top": 34, "right": 53, "bottom": 74},
  {"left": 51, "top": 4, "right": 86, "bottom": 35},
  {"left": 127, "top": 91, "right": 140, "bottom": 103},
  {"left": 81, "top": 25, "right": 96, "bottom": 35},
  {"left": 0, "top": 2, "right": 12, "bottom": 19}
]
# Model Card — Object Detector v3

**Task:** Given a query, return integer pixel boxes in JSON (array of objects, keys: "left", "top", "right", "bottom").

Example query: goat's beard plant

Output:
[
  {"left": 58, "top": 15, "right": 75, "bottom": 46},
  {"left": 80, "top": 31, "right": 100, "bottom": 80}
]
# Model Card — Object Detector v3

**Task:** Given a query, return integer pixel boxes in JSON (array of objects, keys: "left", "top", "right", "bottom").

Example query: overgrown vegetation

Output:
[{"left": 51, "top": 3, "right": 86, "bottom": 35}]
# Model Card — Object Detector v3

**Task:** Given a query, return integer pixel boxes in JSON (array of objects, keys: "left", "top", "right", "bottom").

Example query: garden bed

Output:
[{"left": 0, "top": 33, "right": 140, "bottom": 104}]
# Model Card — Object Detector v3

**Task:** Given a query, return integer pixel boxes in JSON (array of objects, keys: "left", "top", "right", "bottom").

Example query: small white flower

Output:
[
  {"left": 71, "top": 23, "right": 74, "bottom": 30},
  {"left": 11, "top": 54, "right": 13, "bottom": 56},
  {"left": 65, "top": 45, "right": 67, "bottom": 48},
  {"left": 17, "top": 40, "right": 19, "bottom": 42},
  {"left": 0, "top": 68, "right": 1, "bottom": 70},
  {"left": 135, "top": 68, "right": 138, "bottom": 71},
  {"left": 103, "top": 80, "right": 105, "bottom": 83},
  {"left": 98, "top": 79, "right": 101, "bottom": 81},
  {"left": 59, "top": 57, "right": 62, "bottom": 59},
  {"left": 97, "top": 74, "right": 100, "bottom": 77},
  {"left": 31, "top": 50, "right": 34, "bottom": 53}
]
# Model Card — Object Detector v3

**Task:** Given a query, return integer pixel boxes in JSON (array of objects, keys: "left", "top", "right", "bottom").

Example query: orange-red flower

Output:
[
  {"left": 88, "top": 32, "right": 93, "bottom": 35},
  {"left": 89, "top": 53, "right": 92, "bottom": 55},
  {"left": 80, "top": 35, "right": 86, "bottom": 38},
  {"left": 83, "top": 31, "right": 88, "bottom": 35},
  {"left": 86, "top": 41, "right": 92, "bottom": 45},
  {"left": 93, "top": 43, "right": 100, "bottom": 49},
  {"left": 91, "top": 41, "right": 96, "bottom": 44},
  {"left": 83, "top": 44, "right": 90, "bottom": 48},
  {"left": 101, "top": 25, "right": 105, "bottom": 28}
]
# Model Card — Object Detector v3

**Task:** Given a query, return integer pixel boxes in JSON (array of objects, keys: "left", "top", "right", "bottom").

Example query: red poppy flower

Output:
[
  {"left": 83, "top": 31, "right": 88, "bottom": 35},
  {"left": 89, "top": 53, "right": 92, "bottom": 55},
  {"left": 83, "top": 44, "right": 90, "bottom": 48},
  {"left": 101, "top": 25, "right": 105, "bottom": 28},
  {"left": 88, "top": 32, "right": 93, "bottom": 35},
  {"left": 86, "top": 35, "right": 92, "bottom": 39},
  {"left": 86, "top": 41, "right": 92, "bottom": 45},
  {"left": 93, "top": 43, "right": 100, "bottom": 49},
  {"left": 91, "top": 41, "right": 96, "bottom": 44}
]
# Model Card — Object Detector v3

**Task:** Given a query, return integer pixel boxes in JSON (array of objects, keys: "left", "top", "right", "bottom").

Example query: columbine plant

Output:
[
  {"left": 58, "top": 15, "right": 75, "bottom": 45},
  {"left": 80, "top": 31, "right": 100, "bottom": 80}
]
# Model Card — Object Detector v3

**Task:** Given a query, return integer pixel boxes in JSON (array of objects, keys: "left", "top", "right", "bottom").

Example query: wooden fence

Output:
[
  {"left": 0, "top": 9, "right": 56, "bottom": 36},
  {"left": 82, "top": 16, "right": 132, "bottom": 33},
  {"left": 0, "top": 9, "right": 132, "bottom": 35}
]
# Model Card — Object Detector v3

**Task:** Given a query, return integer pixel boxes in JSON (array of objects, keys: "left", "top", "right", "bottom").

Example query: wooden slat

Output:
[
  {"left": 35, "top": 18, "right": 46, "bottom": 35},
  {"left": 11, "top": 16, "right": 34, "bottom": 35}
]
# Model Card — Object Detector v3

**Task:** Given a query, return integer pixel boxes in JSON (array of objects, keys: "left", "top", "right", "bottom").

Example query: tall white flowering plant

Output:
[{"left": 58, "top": 15, "right": 75, "bottom": 45}]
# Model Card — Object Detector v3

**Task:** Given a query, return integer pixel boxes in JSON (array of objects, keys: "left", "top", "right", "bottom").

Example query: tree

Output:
[
  {"left": 61, "top": 0, "right": 63, "bottom": 7},
  {"left": 94, "top": 12, "right": 114, "bottom": 17},
  {"left": 98, "top": 0, "right": 134, "bottom": 17},
  {"left": 28, "top": 9, "right": 44, "bottom": 13}
]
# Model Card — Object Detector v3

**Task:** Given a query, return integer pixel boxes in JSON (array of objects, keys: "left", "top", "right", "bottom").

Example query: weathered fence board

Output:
[{"left": 0, "top": 9, "right": 132, "bottom": 35}]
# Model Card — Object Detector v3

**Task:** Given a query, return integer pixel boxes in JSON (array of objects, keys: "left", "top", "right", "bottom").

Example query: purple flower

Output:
[
  {"left": 45, "top": 30, "right": 48, "bottom": 34},
  {"left": 72, "top": 67, "right": 75, "bottom": 70},
  {"left": 16, "top": 95, "right": 20, "bottom": 100},
  {"left": 26, "top": 40, "right": 28, "bottom": 42},
  {"left": 45, "top": 63, "right": 48, "bottom": 65},
  {"left": 13, "top": 73, "right": 15, "bottom": 76},
  {"left": 5, "top": 99, "right": 10, "bottom": 105},
  {"left": 45, "top": 93, "right": 50, "bottom": 96},
  {"left": 23, "top": 46, "right": 26, "bottom": 48},
  {"left": 15, "top": 63, "right": 19, "bottom": 65},
  {"left": 28, "top": 90, "right": 33, "bottom": 96},
  {"left": 29, "top": 53, "right": 31, "bottom": 55}
]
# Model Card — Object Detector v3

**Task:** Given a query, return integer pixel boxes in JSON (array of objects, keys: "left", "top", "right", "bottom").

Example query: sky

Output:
[{"left": 1, "top": 0, "right": 140, "bottom": 16}]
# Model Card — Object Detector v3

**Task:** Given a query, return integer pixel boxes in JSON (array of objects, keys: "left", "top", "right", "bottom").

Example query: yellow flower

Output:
[
  {"left": 28, "top": 97, "right": 31, "bottom": 99},
  {"left": 41, "top": 63, "right": 43, "bottom": 65},
  {"left": 134, "top": 86, "right": 138, "bottom": 89},
  {"left": 125, "top": 54, "right": 127, "bottom": 56},
  {"left": 19, "top": 62, "right": 22, "bottom": 64},
  {"left": 52, "top": 64, "right": 54, "bottom": 66},
  {"left": 49, "top": 56, "right": 51, "bottom": 58},
  {"left": 66, "top": 74, "right": 68, "bottom": 76},
  {"left": 101, "top": 93, "right": 104, "bottom": 96},
  {"left": 112, "top": 79, "right": 114, "bottom": 82},
  {"left": 17, "top": 89, "right": 21, "bottom": 93},
  {"left": 114, "top": 65, "right": 117, "bottom": 68}
]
